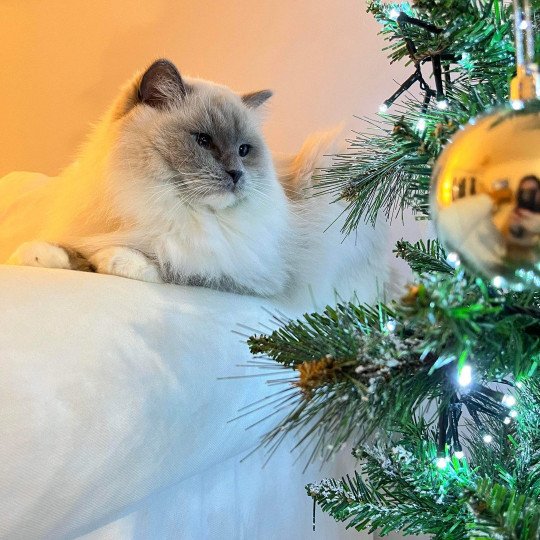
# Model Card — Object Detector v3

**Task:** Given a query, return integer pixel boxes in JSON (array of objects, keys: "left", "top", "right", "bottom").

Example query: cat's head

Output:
[{"left": 112, "top": 59, "right": 278, "bottom": 211}]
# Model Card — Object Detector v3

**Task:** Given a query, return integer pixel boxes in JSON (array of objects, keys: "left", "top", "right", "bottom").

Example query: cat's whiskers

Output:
[
  {"left": 171, "top": 182, "right": 215, "bottom": 210},
  {"left": 239, "top": 186, "right": 313, "bottom": 231},
  {"left": 145, "top": 184, "right": 178, "bottom": 206}
]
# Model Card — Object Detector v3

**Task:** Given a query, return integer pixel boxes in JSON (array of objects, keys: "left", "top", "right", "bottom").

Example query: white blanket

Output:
[{"left": 0, "top": 266, "right": 369, "bottom": 539}]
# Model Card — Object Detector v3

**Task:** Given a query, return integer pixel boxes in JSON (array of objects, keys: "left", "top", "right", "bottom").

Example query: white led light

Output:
[
  {"left": 509, "top": 409, "right": 518, "bottom": 418},
  {"left": 446, "top": 252, "right": 461, "bottom": 268},
  {"left": 503, "top": 416, "right": 511, "bottom": 425},
  {"left": 511, "top": 99, "right": 525, "bottom": 110},
  {"left": 491, "top": 275, "right": 506, "bottom": 289},
  {"left": 454, "top": 450, "right": 464, "bottom": 459},
  {"left": 519, "top": 20, "right": 529, "bottom": 30},
  {"left": 416, "top": 118, "right": 427, "bottom": 132},
  {"left": 458, "top": 365, "right": 472, "bottom": 387},
  {"left": 436, "top": 99, "right": 449, "bottom": 110},
  {"left": 502, "top": 394, "right": 516, "bottom": 407},
  {"left": 385, "top": 319, "right": 397, "bottom": 332},
  {"left": 389, "top": 8, "right": 401, "bottom": 20},
  {"left": 516, "top": 381, "right": 523, "bottom": 389},
  {"left": 436, "top": 457, "right": 448, "bottom": 469},
  {"left": 379, "top": 102, "right": 389, "bottom": 113},
  {"left": 483, "top": 434, "right": 493, "bottom": 444}
]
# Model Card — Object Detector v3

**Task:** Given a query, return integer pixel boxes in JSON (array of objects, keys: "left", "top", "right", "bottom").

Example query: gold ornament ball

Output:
[{"left": 431, "top": 101, "right": 540, "bottom": 290}]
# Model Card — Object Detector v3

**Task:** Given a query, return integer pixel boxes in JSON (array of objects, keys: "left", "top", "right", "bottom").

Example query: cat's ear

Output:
[
  {"left": 242, "top": 90, "right": 273, "bottom": 109},
  {"left": 138, "top": 59, "right": 186, "bottom": 109}
]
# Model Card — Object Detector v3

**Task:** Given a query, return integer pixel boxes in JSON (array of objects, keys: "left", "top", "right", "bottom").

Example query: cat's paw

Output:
[
  {"left": 89, "top": 247, "right": 163, "bottom": 283},
  {"left": 8, "top": 241, "right": 72, "bottom": 269}
]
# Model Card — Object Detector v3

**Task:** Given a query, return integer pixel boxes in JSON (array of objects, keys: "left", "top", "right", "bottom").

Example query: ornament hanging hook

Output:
[
  {"left": 513, "top": 0, "right": 534, "bottom": 71},
  {"left": 511, "top": 0, "right": 538, "bottom": 100}
]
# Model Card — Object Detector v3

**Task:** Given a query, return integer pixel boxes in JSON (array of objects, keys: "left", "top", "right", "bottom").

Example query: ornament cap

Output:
[
  {"left": 510, "top": 64, "right": 540, "bottom": 101},
  {"left": 512, "top": 0, "right": 537, "bottom": 100}
]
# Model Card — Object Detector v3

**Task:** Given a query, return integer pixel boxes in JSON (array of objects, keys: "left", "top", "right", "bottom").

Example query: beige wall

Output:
[{"left": 0, "top": 0, "right": 408, "bottom": 176}]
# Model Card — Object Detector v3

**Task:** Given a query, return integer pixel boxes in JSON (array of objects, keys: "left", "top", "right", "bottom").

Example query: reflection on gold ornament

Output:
[{"left": 431, "top": 101, "right": 540, "bottom": 290}]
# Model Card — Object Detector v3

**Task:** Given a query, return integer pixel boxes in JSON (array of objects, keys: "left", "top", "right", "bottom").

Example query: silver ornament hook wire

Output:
[
  {"left": 511, "top": 0, "right": 538, "bottom": 100},
  {"left": 513, "top": 0, "right": 534, "bottom": 70}
]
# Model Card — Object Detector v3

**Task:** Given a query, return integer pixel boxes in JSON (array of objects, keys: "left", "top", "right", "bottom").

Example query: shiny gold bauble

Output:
[{"left": 431, "top": 101, "right": 540, "bottom": 290}]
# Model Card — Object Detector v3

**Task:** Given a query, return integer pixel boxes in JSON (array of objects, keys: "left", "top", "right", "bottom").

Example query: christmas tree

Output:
[{"left": 247, "top": 1, "right": 540, "bottom": 538}]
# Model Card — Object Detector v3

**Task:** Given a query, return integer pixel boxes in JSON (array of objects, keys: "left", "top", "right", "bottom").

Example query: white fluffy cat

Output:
[{"left": 1, "top": 59, "right": 387, "bottom": 303}]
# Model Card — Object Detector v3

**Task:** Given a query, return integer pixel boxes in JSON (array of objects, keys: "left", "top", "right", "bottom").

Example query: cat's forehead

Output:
[{"left": 185, "top": 81, "right": 257, "bottom": 140}]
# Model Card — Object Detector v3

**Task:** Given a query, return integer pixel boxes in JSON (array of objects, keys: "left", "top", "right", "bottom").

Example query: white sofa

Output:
[{"left": 0, "top": 265, "right": 376, "bottom": 539}]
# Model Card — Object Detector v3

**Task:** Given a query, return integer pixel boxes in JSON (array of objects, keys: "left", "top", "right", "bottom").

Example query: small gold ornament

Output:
[{"left": 431, "top": 102, "right": 540, "bottom": 289}]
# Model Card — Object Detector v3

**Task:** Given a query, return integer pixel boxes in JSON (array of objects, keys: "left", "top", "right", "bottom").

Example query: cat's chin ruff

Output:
[
  {"left": 199, "top": 190, "right": 245, "bottom": 211},
  {"left": 144, "top": 198, "right": 291, "bottom": 297}
]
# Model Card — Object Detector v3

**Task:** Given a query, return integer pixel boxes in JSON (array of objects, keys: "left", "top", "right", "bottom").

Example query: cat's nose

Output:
[{"left": 226, "top": 170, "right": 243, "bottom": 184}]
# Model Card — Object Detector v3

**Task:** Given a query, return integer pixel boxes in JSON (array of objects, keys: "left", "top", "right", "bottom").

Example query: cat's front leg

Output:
[
  {"left": 89, "top": 247, "right": 163, "bottom": 283},
  {"left": 8, "top": 241, "right": 94, "bottom": 271}
]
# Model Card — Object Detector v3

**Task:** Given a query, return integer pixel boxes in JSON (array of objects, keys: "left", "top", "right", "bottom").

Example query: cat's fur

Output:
[{"left": 1, "top": 59, "right": 388, "bottom": 302}]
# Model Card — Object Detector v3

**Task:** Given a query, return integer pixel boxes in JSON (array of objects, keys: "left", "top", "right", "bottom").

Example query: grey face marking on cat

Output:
[{"left": 122, "top": 59, "right": 274, "bottom": 210}]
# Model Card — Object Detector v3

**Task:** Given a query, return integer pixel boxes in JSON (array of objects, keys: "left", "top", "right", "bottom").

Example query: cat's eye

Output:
[
  {"left": 195, "top": 133, "right": 212, "bottom": 148},
  {"left": 239, "top": 144, "right": 251, "bottom": 157}
]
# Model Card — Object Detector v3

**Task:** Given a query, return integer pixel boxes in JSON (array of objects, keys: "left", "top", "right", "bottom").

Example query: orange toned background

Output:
[{"left": 0, "top": 0, "right": 408, "bottom": 177}]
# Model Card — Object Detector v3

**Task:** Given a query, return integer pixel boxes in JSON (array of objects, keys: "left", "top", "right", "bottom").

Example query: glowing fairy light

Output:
[
  {"left": 416, "top": 117, "right": 427, "bottom": 132},
  {"left": 501, "top": 394, "right": 516, "bottom": 407},
  {"left": 458, "top": 365, "right": 472, "bottom": 387},
  {"left": 509, "top": 409, "right": 518, "bottom": 418},
  {"left": 385, "top": 319, "right": 397, "bottom": 332},
  {"left": 436, "top": 99, "right": 449, "bottom": 110},
  {"left": 446, "top": 252, "right": 461, "bottom": 268},
  {"left": 454, "top": 450, "right": 464, "bottom": 459},
  {"left": 379, "top": 102, "right": 389, "bottom": 113},
  {"left": 511, "top": 99, "right": 524, "bottom": 110},
  {"left": 504, "top": 417, "right": 512, "bottom": 425},
  {"left": 436, "top": 457, "right": 448, "bottom": 469},
  {"left": 483, "top": 434, "right": 493, "bottom": 444},
  {"left": 389, "top": 8, "right": 401, "bottom": 20}
]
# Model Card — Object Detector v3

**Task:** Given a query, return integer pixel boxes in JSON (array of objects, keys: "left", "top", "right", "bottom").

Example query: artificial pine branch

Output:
[
  {"left": 467, "top": 479, "right": 540, "bottom": 539},
  {"left": 307, "top": 424, "right": 473, "bottom": 539},
  {"left": 393, "top": 238, "right": 452, "bottom": 274},
  {"left": 247, "top": 272, "right": 540, "bottom": 464},
  {"left": 304, "top": 378, "right": 540, "bottom": 538}
]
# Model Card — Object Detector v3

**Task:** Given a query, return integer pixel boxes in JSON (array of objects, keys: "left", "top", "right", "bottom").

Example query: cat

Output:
[{"left": 1, "top": 59, "right": 388, "bottom": 302}]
